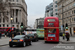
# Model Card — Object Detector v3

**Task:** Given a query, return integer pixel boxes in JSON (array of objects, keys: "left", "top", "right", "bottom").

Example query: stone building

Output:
[
  {"left": 45, "top": 3, "right": 53, "bottom": 17},
  {"left": 0, "top": 0, "right": 27, "bottom": 29},
  {"left": 53, "top": 0, "right": 58, "bottom": 17},
  {"left": 34, "top": 18, "right": 44, "bottom": 29},
  {"left": 45, "top": 0, "right": 58, "bottom": 17},
  {"left": 57, "top": 0, "right": 75, "bottom": 36}
]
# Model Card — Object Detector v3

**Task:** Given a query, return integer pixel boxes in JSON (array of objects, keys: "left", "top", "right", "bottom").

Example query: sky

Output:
[{"left": 25, "top": 0, "right": 53, "bottom": 27}]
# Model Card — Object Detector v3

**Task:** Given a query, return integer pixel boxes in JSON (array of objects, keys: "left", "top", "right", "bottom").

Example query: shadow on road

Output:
[
  {"left": 9, "top": 45, "right": 32, "bottom": 48},
  {"left": 44, "top": 42, "right": 59, "bottom": 44}
]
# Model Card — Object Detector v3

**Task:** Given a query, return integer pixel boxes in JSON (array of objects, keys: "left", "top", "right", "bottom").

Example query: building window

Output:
[
  {"left": 0, "top": 25, "right": 1, "bottom": 27},
  {"left": 55, "top": 1, "right": 57, "bottom": 4},
  {"left": 0, "top": 19, "right": 1, "bottom": 23},
  {"left": 3, "top": 24, "right": 5, "bottom": 27},
  {"left": 7, "top": 11, "right": 9, "bottom": 15},
  {"left": 7, "top": 25, "right": 9, "bottom": 27},
  {"left": 16, "top": 9, "right": 18, "bottom": 16},
  {"left": 16, "top": 18, "right": 17, "bottom": 23},
  {"left": 13, "top": 25, "right": 14, "bottom": 27},
  {"left": 13, "top": 9, "right": 14, "bottom": 16},
  {"left": 55, "top": 9, "right": 58, "bottom": 11},
  {"left": 74, "top": 18, "right": 75, "bottom": 21},
  {"left": 56, "top": 13, "right": 58, "bottom": 15},
  {"left": 3, "top": 18, "right": 5, "bottom": 23},
  {"left": 74, "top": 10, "right": 75, "bottom": 13},
  {"left": 72, "top": 11, "right": 73, "bottom": 14},
  {"left": 55, "top": 5, "right": 57, "bottom": 7},
  {"left": 0, "top": 13, "right": 1, "bottom": 16},
  {"left": 72, "top": 18, "right": 74, "bottom": 21},
  {"left": 17, "top": 0, "right": 18, "bottom": 2}
]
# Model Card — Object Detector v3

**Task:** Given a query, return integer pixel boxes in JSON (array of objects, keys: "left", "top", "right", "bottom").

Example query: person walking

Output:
[
  {"left": 65, "top": 32, "right": 70, "bottom": 41},
  {"left": 0, "top": 32, "right": 2, "bottom": 39},
  {"left": 5, "top": 32, "right": 7, "bottom": 37},
  {"left": 8, "top": 31, "right": 10, "bottom": 38},
  {"left": 62, "top": 32, "right": 65, "bottom": 40}
]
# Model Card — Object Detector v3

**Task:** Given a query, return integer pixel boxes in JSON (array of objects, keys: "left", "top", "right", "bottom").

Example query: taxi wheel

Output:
[
  {"left": 23, "top": 42, "right": 26, "bottom": 47},
  {"left": 9, "top": 44, "right": 13, "bottom": 47},
  {"left": 35, "top": 39, "right": 38, "bottom": 42}
]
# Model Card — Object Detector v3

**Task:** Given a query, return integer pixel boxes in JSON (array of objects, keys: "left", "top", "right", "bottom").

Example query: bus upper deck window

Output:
[{"left": 48, "top": 29, "right": 56, "bottom": 33}]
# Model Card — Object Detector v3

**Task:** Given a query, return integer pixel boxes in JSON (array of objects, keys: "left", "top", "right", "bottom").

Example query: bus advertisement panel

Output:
[
  {"left": 36, "top": 29, "right": 44, "bottom": 38},
  {"left": 25, "top": 29, "right": 36, "bottom": 35},
  {"left": 44, "top": 17, "right": 59, "bottom": 42}
]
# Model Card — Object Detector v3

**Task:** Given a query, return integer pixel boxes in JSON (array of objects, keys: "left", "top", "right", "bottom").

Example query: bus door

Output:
[{"left": 47, "top": 28, "right": 56, "bottom": 41}]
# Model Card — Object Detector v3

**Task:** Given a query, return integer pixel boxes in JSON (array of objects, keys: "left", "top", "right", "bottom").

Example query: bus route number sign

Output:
[{"left": 47, "top": 19, "right": 55, "bottom": 22}]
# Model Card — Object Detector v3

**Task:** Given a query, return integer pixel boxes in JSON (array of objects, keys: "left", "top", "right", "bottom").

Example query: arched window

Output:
[
  {"left": 0, "top": 25, "right": 1, "bottom": 27},
  {"left": 3, "top": 18, "right": 5, "bottom": 23},
  {"left": 0, "top": 19, "right": 1, "bottom": 23},
  {"left": 16, "top": 18, "right": 17, "bottom": 23},
  {"left": 7, "top": 25, "right": 9, "bottom": 27}
]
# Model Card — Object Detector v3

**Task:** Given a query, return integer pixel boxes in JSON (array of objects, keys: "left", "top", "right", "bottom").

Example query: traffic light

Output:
[
  {"left": 21, "top": 22, "right": 23, "bottom": 28},
  {"left": 63, "top": 25, "right": 64, "bottom": 27},
  {"left": 21, "top": 22, "right": 23, "bottom": 26},
  {"left": 66, "top": 23, "right": 68, "bottom": 27},
  {"left": 65, "top": 23, "right": 68, "bottom": 29}
]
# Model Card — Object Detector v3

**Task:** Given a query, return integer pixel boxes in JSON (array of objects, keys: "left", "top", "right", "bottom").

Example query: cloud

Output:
[{"left": 25, "top": 0, "right": 53, "bottom": 27}]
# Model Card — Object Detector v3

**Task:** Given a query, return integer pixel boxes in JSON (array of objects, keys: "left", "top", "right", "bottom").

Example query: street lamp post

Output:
[{"left": 10, "top": 16, "right": 13, "bottom": 29}]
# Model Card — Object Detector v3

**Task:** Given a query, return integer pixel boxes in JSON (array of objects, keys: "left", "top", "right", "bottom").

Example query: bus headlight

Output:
[{"left": 51, "top": 38, "right": 53, "bottom": 40}]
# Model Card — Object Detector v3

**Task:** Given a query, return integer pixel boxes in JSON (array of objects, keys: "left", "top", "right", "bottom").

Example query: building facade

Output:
[
  {"left": 53, "top": 0, "right": 58, "bottom": 17},
  {"left": 45, "top": 0, "right": 58, "bottom": 17},
  {"left": 45, "top": 3, "right": 53, "bottom": 17},
  {"left": 57, "top": 0, "right": 75, "bottom": 36},
  {"left": 35, "top": 18, "right": 44, "bottom": 29},
  {"left": 0, "top": 0, "right": 27, "bottom": 29}
]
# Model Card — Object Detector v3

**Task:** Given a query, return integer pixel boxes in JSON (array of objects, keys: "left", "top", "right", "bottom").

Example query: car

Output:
[
  {"left": 27, "top": 33, "right": 38, "bottom": 42},
  {"left": 9, "top": 35, "right": 32, "bottom": 47}
]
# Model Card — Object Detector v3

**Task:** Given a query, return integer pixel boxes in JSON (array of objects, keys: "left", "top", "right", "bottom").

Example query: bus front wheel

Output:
[{"left": 45, "top": 41, "right": 47, "bottom": 43}]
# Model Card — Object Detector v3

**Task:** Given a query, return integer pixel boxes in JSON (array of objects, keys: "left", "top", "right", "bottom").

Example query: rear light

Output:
[
  {"left": 20, "top": 39, "right": 23, "bottom": 42},
  {"left": 9, "top": 39, "right": 12, "bottom": 42}
]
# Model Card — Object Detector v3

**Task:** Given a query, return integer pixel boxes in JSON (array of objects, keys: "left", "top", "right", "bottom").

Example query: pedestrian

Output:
[
  {"left": 8, "top": 31, "right": 10, "bottom": 38},
  {"left": 10, "top": 31, "right": 13, "bottom": 39},
  {"left": 65, "top": 32, "right": 70, "bottom": 41},
  {"left": 5, "top": 32, "right": 7, "bottom": 37},
  {"left": 62, "top": 32, "right": 65, "bottom": 40},
  {"left": 0, "top": 32, "right": 2, "bottom": 39}
]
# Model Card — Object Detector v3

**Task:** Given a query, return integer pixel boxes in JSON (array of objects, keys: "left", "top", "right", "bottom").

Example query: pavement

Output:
[
  {"left": 0, "top": 37, "right": 10, "bottom": 46},
  {"left": 60, "top": 36, "right": 75, "bottom": 44}
]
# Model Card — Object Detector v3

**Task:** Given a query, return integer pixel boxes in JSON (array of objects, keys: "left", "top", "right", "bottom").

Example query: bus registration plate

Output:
[{"left": 48, "top": 34, "right": 55, "bottom": 37}]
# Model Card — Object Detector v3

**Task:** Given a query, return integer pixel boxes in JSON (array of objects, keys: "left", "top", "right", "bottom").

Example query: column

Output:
[
  {"left": 72, "top": 27, "right": 74, "bottom": 35},
  {"left": 14, "top": 9, "right": 16, "bottom": 23},
  {"left": 1, "top": 13, "right": 3, "bottom": 27}
]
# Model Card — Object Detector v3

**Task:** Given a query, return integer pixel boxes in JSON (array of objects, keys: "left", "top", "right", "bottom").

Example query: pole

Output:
[{"left": 62, "top": 4, "right": 64, "bottom": 33}]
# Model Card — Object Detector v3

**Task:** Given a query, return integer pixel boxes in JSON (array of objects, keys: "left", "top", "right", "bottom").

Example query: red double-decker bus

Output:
[
  {"left": 0, "top": 27, "right": 15, "bottom": 34},
  {"left": 44, "top": 17, "right": 59, "bottom": 43}
]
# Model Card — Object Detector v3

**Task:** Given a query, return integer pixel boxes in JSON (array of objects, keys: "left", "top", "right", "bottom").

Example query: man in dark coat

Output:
[
  {"left": 8, "top": 31, "right": 10, "bottom": 38},
  {"left": 0, "top": 32, "right": 2, "bottom": 39},
  {"left": 5, "top": 32, "right": 7, "bottom": 37},
  {"left": 66, "top": 32, "right": 70, "bottom": 41}
]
